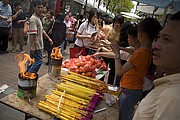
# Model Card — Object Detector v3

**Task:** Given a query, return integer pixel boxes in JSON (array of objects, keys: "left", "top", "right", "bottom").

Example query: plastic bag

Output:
[{"left": 104, "top": 93, "right": 117, "bottom": 107}]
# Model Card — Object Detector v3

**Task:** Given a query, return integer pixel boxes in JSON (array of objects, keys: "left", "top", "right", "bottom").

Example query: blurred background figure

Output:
[
  {"left": 11, "top": 2, "right": 26, "bottom": 53},
  {"left": 63, "top": 13, "right": 74, "bottom": 53},
  {"left": 42, "top": 10, "right": 54, "bottom": 59},
  {"left": 0, "top": 0, "right": 12, "bottom": 54},
  {"left": 22, "top": 0, "right": 30, "bottom": 14},
  {"left": 42, "top": 6, "right": 48, "bottom": 18},
  {"left": 46, "top": 13, "right": 66, "bottom": 65},
  {"left": 74, "top": 9, "right": 99, "bottom": 54}
]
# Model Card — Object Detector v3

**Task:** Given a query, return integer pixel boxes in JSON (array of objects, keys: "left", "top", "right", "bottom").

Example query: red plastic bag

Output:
[{"left": 70, "top": 47, "right": 86, "bottom": 58}]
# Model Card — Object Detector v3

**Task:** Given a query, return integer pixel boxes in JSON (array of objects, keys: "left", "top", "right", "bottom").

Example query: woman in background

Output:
[
  {"left": 99, "top": 15, "right": 124, "bottom": 85},
  {"left": 74, "top": 9, "right": 99, "bottom": 54}
]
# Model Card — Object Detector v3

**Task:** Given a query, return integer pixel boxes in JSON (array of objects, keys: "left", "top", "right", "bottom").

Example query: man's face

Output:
[
  {"left": 152, "top": 21, "right": 180, "bottom": 74},
  {"left": 34, "top": 5, "right": 43, "bottom": 17},
  {"left": 42, "top": 7, "right": 47, "bottom": 14}
]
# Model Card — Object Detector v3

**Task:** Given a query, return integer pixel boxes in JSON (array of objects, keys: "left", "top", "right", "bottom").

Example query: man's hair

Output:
[
  {"left": 138, "top": 18, "right": 161, "bottom": 40},
  {"left": 170, "top": 11, "right": 180, "bottom": 20},
  {"left": 88, "top": 9, "right": 99, "bottom": 22},
  {"left": 14, "top": 2, "right": 21, "bottom": 8},
  {"left": 113, "top": 14, "right": 124, "bottom": 26},
  {"left": 33, "top": 0, "right": 43, "bottom": 7}
]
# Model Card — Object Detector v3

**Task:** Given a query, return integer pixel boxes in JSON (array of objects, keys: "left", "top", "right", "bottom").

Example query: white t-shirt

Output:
[
  {"left": 63, "top": 20, "right": 72, "bottom": 33},
  {"left": 75, "top": 21, "right": 96, "bottom": 47},
  {"left": 119, "top": 50, "right": 132, "bottom": 61}
]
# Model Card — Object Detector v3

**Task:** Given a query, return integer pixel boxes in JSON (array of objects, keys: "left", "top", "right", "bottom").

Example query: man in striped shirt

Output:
[{"left": 27, "top": 0, "right": 53, "bottom": 73}]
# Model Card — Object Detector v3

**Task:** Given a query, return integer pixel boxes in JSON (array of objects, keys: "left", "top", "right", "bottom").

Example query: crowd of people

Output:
[{"left": 1, "top": 0, "right": 180, "bottom": 120}]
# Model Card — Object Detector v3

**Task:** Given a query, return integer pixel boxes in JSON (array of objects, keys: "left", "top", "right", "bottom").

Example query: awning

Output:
[
  {"left": 121, "top": 12, "right": 141, "bottom": 19},
  {"left": 133, "top": 0, "right": 180, "bottom": 11},
  {"left": 73, "top": 0, "right": 85, "bottom": 5},
  {"left": 137, "top": 3, "right": 176, "bottom": 15}
]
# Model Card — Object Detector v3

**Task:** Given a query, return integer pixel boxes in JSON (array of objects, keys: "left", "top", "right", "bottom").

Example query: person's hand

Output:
[
  {"left": 17, "top": 20, "right": 22, "bottom": 24},
  {"left": 101, "top": 39, "right": 111, "bottom": 45},
  {"left": 6, "top": 18, "right": 12, "bottom": 23},
  {"left": 110, "top": 41, "right": 120, "bottom": 55},
  {"left": 94, "top": 18, "right": 99, "bottom": 26},
  {"left": 93, "top": 52, "right": 101, "bottom": 58},
  {"left": 86, "top": 35, "right": 92, "bottom": 39},
  {"left": 30, "top": 46, "right": 35, "bottom": 52},
  {"left": 17, "top": 9, "right": 23, "bottom": 15},
  {"left": 0, "top": 15, "right": 8, "bottom": 21}
]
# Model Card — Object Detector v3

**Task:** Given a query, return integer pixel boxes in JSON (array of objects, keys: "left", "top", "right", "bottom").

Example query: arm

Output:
[
  {"left": 93, "top": 51, "right": 115, "bottom": 58},
  {"left": 100, "top": 30, "right": 112, "bottom": 45},
  {"left": 43, "top": 30, "right": 53, "bottom": 45},
  {"left": 115, "top": 58, "right": 134, "bottom": 76},
  {"left": 76, "top": 22, "right": 92, "bottom": 40},
  {"left": 76, "top": 32, "right": 91, "bottom": 39},
  {"left": 29, "top": 34, "right": 36, "bottom": 51},
  {"left": 11, "top": 9, "right": 22, "bottom": 20},
  {"left": 17, "top": 19, "right": 27, "bottom": 24},
  {"left": 0, "top": 15, "right": 8, "bottom": 21}
]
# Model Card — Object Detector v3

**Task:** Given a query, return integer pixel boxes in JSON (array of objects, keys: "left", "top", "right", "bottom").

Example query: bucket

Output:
[
  {"left": 48, "top": 58, "right": 63, "bottom": 78},
  {"left": 66, "top": 32, "right": 74, "bottom": 42},
  {"left": 17, "top": 73, "right": 38, "bottom": 100}
]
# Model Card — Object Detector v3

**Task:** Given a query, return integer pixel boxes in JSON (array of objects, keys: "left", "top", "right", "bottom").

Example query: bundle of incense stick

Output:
[
  {"left": 61, "top": 71, "right": 108, "bottom": 93},
  {"left": 38, "top": 71, "right": 108, "bottom": 119}
]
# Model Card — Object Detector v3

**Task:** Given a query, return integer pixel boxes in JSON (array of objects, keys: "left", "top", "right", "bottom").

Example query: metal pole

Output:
[
  {"left": 161, "top": 6, "right": 168, "bottom": 27},
  {"left": 84, "top": 0, "right": 87, "bottom": 14},
  {"left": 98, "top": 0, "right": 101, "bottom": 9},
  {"left": 11, "top": 0, "right": 13, "bottom": 12}
]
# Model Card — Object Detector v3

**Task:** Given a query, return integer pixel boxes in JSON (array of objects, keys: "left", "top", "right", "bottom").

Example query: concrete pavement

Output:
[{"left": 0, "top": 41, "right": 72, "bottom": 89}]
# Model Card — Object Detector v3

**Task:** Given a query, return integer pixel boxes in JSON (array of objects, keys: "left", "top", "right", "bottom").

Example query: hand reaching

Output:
[{"left": 110, "top": 41, "right": 120, "bottom": 55}]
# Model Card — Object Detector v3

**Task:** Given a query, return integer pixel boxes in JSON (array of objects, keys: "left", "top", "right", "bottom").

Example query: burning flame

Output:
[
  {"left": 16, "top": 52, "right": 36, "bottom": 80},
  {"left": 50, "top": 47, "right": 63, "bottom": 60}
]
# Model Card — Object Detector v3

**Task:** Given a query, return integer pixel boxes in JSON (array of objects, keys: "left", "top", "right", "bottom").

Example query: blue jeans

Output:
[
  {"left": 27, "top": 50, "right": 43, "bottom": 73},
  {"left": 119, "top": 88, "right": 143, "bottom": 120},
  {"left": 60, "top": 41, "right": 65, "bottom": 53}
]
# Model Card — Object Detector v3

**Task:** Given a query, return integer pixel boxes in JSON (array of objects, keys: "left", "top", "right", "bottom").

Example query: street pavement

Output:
[{"left": 0, "top": 41, "right": 73, "bottom": 120}]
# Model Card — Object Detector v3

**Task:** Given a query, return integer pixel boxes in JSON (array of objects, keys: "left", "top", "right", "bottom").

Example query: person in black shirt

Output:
[{"left": 46, "top": 13, "right": 66, "bottom": 65}]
